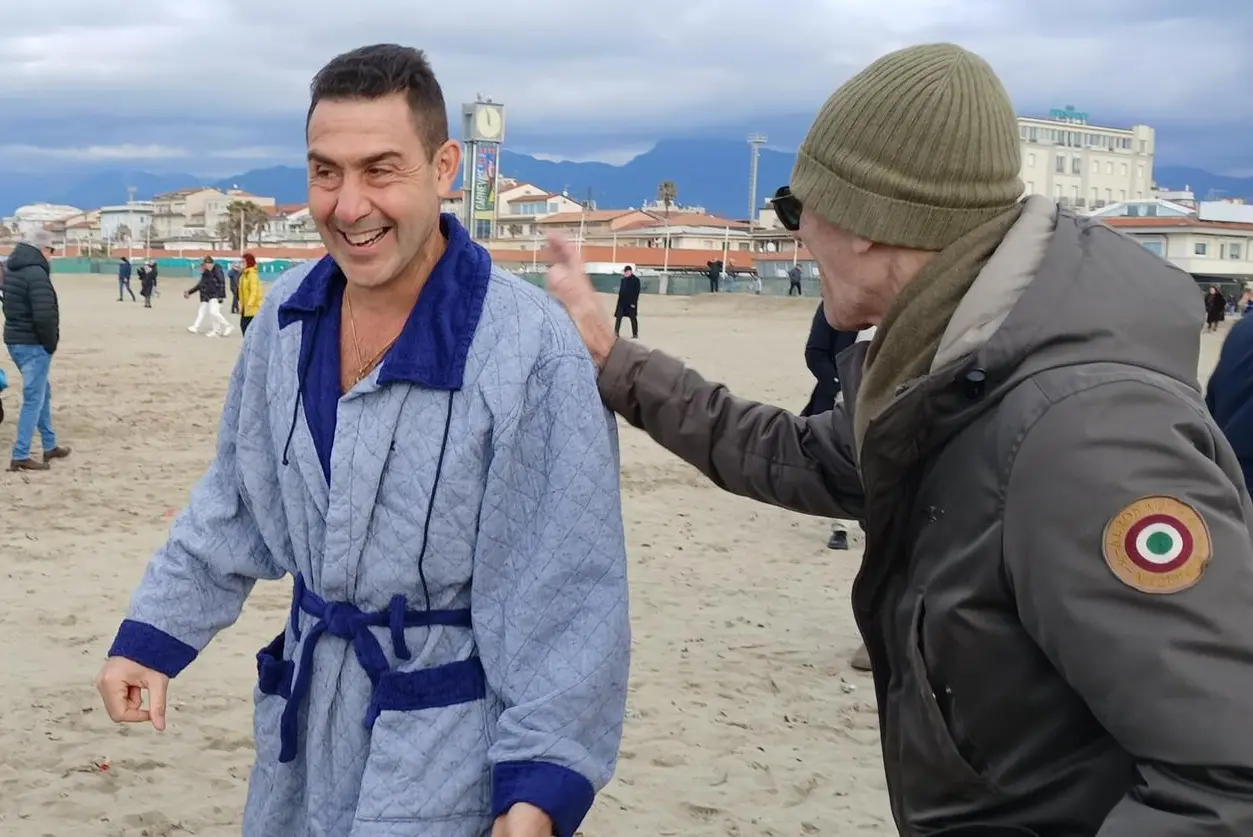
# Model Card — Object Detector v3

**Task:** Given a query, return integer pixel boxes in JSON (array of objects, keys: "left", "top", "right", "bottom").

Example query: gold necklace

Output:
[{"left": 344, "top": 291, "right": 400, "bottom": 386}]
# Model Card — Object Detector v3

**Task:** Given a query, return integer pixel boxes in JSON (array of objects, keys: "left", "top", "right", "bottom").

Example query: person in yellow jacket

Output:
[{"left": 237, "top": 252, "right": 264, "bottom": 334}]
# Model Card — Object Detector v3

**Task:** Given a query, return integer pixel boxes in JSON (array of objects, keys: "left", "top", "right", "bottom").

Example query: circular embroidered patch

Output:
[{"left": 1102, "top": 496, "right": 1211, "bottom": 594}]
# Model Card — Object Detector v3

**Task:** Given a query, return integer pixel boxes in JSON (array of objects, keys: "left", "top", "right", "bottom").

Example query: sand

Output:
[{"left": 0, "top": 275, "right": 1229, "bottom": 836}]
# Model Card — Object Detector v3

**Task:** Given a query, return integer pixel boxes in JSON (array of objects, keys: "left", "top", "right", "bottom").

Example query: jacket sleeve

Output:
[
  {"left": 28, "top": 267, "right": 59, "bottom": 354},
  {"left": 1002, "top": 378, "right": 1253, "bottom": 836},
  {"left": 472, "top": 340, "right": 630, "bottom": 837},
  {"left": 598, "top": 338, "right": 864, "bottom": 519},
  {"left": 107, "top": 340, "right": 285, "bottom": 677}
]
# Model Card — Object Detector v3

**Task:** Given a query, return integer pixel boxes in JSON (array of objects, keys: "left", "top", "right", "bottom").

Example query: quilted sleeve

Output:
[
  {"left": 106, "top": 333, "right": 285, "bottom": 678},
  {"left": 472, "top": 347, "right": 631, "bottom": 837}
]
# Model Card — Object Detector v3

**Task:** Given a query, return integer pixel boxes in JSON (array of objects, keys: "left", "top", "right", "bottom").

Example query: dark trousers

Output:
[
  {"left": 788, "top": 280, "right": 802, "bottom": 296},
  {"left": 118, "top": 278, "right": 135, "bottom": 300},
  {"left": 614, "top": 314, "right": 638, "bottom": 338},
  {"left": 240, "top": 315, "right": 254, "bottom": 335},
  {"left": 708, "top": 276, "right": 719, "bottom": 293},
  {"left": 230, "top": 290, "right": 240, "bottom": 314}
]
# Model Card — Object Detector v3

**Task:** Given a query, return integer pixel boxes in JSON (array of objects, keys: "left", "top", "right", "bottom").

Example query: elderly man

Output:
[
  {"left": 97, "top": 44, "right": 630, "bottom": 837},
  {"left": 548, "top": 42, "right": 1253, "bottom": 836},
  {"left": 3, "top": 229, "right": 71, "bottom": 472}
]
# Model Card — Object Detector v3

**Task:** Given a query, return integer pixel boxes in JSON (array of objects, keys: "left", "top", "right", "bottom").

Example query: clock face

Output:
[{"left": 476, "top": 107, "right": 501, "bottom": 139}]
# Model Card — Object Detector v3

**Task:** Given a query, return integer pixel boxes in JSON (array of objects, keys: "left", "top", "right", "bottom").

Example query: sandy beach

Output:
[{"left": 0, "top": 274, "right": 1229, "bottom": 836}]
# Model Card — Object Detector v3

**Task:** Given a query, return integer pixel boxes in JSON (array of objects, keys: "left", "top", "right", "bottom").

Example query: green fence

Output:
[
  {"left": 53, "top": 258, "right": 822, "bottom": 297},
  {"left": 52, "top": 256, "right": 310, "bottom": 280}
]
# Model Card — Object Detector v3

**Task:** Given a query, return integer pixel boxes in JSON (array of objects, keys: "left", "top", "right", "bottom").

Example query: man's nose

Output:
[{"left": 334, "top": 176, "right": 372, "bottom": 227}]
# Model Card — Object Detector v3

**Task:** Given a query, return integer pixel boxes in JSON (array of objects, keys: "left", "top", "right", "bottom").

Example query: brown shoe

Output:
[
  {"left": 42, "top": 446, "right": 71, "bottom": 463},
  {"left": 849, "top": 643, "right": 873, "bottom": 672},
  {"left": 9, "top": 458, "right": 51, "bottom": 471}
]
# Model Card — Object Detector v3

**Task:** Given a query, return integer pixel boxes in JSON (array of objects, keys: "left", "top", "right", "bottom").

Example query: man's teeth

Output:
[{"left": 343, "top": 229, "right": 388, "bottom": 246}]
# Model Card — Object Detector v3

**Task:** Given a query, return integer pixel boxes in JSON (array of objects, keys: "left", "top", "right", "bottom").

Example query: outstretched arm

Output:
[
  {"left": 544, "top": 234, "right": 863, "bottom": 520},
  {"left": 473, "top": 340, "right": 631, "bottom": 837}
]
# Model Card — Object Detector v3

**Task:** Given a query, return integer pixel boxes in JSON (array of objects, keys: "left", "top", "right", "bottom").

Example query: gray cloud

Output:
[{"left": 1, "top": 0, "right": 1249, "bottom": 159}]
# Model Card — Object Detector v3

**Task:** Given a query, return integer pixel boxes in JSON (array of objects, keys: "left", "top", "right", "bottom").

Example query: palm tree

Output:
[
  {"left": 220, "top": 200, "right": 271, "bottom": 249},
  {"left": 115, "top": 223, "right": 132, "bottom": 244},
  {"left": 657, "top": 180, "right": 677, "bottom": 252}
]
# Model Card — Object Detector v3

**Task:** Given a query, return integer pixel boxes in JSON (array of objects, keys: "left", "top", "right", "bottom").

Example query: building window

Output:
[
  {"left": 1139, "top": 140, "right": 1147, "bottom": 152},
  {"left": 1106, "top": 162, "right": 1113, "bottom": 174},
  {"left": 1140, "top": 239, "right": 1164, "bottom": 256},
  {"left": 1055, "top": 155, "right": 1065, "bottom": 173},
  {"left": 1119, "top": 190, "right": 1126, "bottom": 200},
  {"left": 1120, "top": 163, "right": 1128, "bottom": 175},
  {"left": 1231, "top": 244, "right": 1242, "bottom": 260},
  {"left": 1072, "top": 157, "right": 1082, "bottom": 174},
  {"left": 1090, "top": 187, "right": 1098, "bottom": 204},
  {"left": 1195, "top": 242, "right": 1208, "bottom": 256},
  {"left": 1025, "top": 181, "right": 1034, "bottom": 194},
  {"left": 1091, "top": 160, "right": 1099, "bottom": 173},
  {"left": 474, "top": 219, "right": 492, "bottom": 239},
  {"left": 1027, "top": 153, "right": 1035, "bottom": 166},
  {"left": 1053, "top": 183, "right": 1063, "bottom": 198},
  {"left": 1137, "top": 164, "right": 1144, "bottom": 179},
  {"left": 1105, "top": 189, "right": 1113, "bottom": 202}
]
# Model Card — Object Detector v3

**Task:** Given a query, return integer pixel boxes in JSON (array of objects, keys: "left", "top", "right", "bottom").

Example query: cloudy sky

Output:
[{"left": 1, "top": 0, "right": 1250, "bottom": 174}]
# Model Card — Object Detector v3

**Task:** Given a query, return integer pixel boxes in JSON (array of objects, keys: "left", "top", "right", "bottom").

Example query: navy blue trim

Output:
[
  {"left": 367, "top": 656, "right": 486, "bottom": 726},
  {"left": 276, "top": 572, "right": 474, "bottom": 762},
  {"left": 107, "top": 619, "right": 198, "bottom": 678},
  {"left": 275, "top": 213, "right": 492, "bottom": 391},
  {"left": 491, "top": 760, "right": 596, "bottom": 837},
  {"left": 256, "top": 633, "right": 293, "bottom": 698}
]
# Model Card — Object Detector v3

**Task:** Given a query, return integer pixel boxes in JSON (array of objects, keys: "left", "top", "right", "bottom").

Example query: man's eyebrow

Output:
[{"left": 306, "top": 150, "right": 404, "bottom": 167}]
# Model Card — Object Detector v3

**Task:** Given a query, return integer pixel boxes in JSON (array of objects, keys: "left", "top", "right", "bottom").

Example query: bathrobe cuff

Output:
[
  {"left": 108, "top": 618, "right": 198, "bottom": 677},
  {"left": 491, "top": 760, "right": 595, "bottom": 837}
]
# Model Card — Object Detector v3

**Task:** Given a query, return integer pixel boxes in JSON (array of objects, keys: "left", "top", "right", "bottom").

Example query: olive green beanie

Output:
[{"left": 791, "top": 43, "right": 1023, "bottom": 251}]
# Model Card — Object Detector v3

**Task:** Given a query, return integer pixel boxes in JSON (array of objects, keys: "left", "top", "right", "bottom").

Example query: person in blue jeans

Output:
[{"left": 2, "top": 230, "right": 71, "bottom": 471}]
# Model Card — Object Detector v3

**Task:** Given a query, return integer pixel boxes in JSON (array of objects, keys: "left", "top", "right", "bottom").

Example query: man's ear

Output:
[{"left": 434, "top": 140, "right": 462, "bottom": 195}]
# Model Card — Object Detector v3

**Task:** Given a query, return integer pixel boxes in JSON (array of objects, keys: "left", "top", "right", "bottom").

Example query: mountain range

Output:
[{"left": 2, "top": 140, "right": 1251, "bottom": 220}]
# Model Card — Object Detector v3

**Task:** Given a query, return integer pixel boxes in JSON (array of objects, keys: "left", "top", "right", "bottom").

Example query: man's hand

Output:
[
  {"left": 95, "top": 657, "right": 170, "bottom": 732},
  {"left": 183, "top": 290, "right": 191, "bottom": 299},
  {"left": 544, "top": 234, "right": 616, "bottom": 369},
  {"left": 491, "top": 802, "right": 553, "bottom": 837}
]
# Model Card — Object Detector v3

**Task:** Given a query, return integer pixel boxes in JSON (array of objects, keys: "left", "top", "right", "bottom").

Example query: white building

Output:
[
  {"left": 99, "top": 202, "right": 154, "bottom": 244},
  {"left": 1018, "top": 106, "right": 1154, "bottom": 212},
  {"left": 1097, "top": 198, "right": 1253, "bottom": 281},
  {"left": 8, "top": 203, "right": 82, "bottom": 239}
]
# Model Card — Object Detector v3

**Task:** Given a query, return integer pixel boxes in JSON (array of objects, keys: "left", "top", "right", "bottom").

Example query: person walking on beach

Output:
[
  {"left": 137, "top": 261, "right": 155, "bottom": 308},
  {"left": 185, "top": 256, "right": 232, "bottom": 336},
  {"left": 227, "top": 259, "right": 242, "bottom": 314},
  {"left": 614, "top": 264, "right": 640, "bottom": 338},
  {"left": 3, "top": 229, "right": 72, "bottom": 472},
  {"left": 1206, "top": 285, "right": 1226, "bottom": 332},
  {"left": 96, "top": 44, "right": 630, "bottom": 837},
  {"left": 235, "top": 252, "right": 263, "bottom": 334},
  {"left": 117, "top": 257, "right": 136, "bottom": 302},
  {"left": 787, "top": 264, "right": 803, "bottom": 296},
  {"left": 547, "top": 42, "right": 1253, "bottom": 835}
]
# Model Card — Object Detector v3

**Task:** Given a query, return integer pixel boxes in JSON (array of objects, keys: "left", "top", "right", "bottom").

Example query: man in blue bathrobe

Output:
[{"left": 96, "top": 44, "right": 631, "bottom": 837}]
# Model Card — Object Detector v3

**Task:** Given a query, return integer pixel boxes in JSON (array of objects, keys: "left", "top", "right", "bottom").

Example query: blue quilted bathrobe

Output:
[{"left": 107, "top": 215, "right": 632, "bottom": 836}]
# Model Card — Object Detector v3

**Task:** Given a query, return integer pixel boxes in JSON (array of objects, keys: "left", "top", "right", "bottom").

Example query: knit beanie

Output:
[{"left": 791, "top": 43, "right": 1023, "bottom": 251}]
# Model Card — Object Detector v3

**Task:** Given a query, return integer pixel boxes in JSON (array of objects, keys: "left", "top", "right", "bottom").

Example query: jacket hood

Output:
[
  {"left": 5, "top": 242, "right": 50, "bottom": 273},
  {"left": 939, "top": 196, "right": 1202, "bottom": 395},
  {"left": 839, "top": 196, "right": 1205, "bottom": 457}
]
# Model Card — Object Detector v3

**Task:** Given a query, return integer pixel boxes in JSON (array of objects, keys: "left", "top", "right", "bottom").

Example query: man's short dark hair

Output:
[{"left": 308, "top": 44, "right": 449, "bottom": 159}]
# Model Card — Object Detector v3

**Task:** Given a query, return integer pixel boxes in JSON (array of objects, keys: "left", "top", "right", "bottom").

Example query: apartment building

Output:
[{"left": 1018, "top": 106, "right": 1154, "bottom": 211}]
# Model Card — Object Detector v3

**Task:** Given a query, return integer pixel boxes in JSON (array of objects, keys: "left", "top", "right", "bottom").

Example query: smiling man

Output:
[{"left": 95, "top": 44, "right": 631, "bottom": 837}]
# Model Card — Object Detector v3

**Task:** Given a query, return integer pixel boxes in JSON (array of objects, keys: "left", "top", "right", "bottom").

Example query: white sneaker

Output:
[
  {"left": 221, "top": 326, "right": 233, "bottom": 337},
  {"left": 187, "top": 326, "right": 199, "bottom": 333},
  {"left": 207, "top": 332, "right": 220, "bottom": 338}
]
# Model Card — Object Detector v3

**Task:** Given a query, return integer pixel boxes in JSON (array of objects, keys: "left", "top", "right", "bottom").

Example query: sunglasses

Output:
[{"left": 769, "top": 185, "right": 801, "bottom": 232}]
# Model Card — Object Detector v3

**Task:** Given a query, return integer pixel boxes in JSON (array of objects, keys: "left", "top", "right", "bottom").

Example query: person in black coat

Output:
[
  {"left": 614, "top": 265, "right": 641, "bottom": 338},
  {"left": 3, "top": 230, "right": 72, "bottom": 471},
  {"left": 799, "top": 302, "right": 859, "bottom": 417},
  {"left": 1206, "top": 312, "right": 1253, "bottom": 491}
]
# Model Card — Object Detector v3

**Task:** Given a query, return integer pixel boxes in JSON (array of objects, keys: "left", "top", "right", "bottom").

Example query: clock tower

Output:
[{"left": 460, "top": 99, "right": 506, "bottom": 242}]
